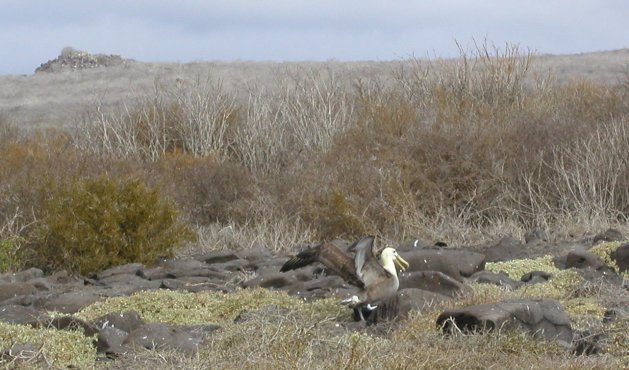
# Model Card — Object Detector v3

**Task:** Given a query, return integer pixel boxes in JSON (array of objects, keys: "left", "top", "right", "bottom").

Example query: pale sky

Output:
[{"left": 1, "top": 0, "right": 627, "bottom": 75}]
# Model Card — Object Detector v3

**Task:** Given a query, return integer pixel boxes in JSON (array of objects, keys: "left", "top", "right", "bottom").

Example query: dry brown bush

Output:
[
  {"left": 25, "top": 43, "right": 626, "bottom": 249},
  {"left": 0, "top": 130, "right": 77, "bottom": 225},
  {"left": 0, "top": 123, "right": 150, "bottom": 245},
  {"left": 275, "top": 43, "right": 629, "bottom": 242},
  {"left": 231, "top": 65, "right": 357, "bottom": 176},
  {"left": 75, "top": 76, "right": 238, "bottom": 161},
  {"left": 156, "top": 153, "right": 255, "bottom": 225},
  {"left": 517, "top": 118, "right": 629, "bottom": 222}
]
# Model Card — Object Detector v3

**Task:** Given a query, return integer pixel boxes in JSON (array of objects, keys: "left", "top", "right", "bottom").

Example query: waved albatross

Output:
[{"left": 280, "top": 235, "right": 409, "bottom": 320}]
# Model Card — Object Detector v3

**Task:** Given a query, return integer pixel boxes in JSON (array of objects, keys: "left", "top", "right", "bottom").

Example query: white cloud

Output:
[{"left": 1, "top": 1, "right": 627, "bottom": 74}]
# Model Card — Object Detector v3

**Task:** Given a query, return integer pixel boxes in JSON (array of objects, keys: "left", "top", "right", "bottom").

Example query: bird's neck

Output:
[{"left": 380, "top": 257, "right": 398, "bottom": 277}]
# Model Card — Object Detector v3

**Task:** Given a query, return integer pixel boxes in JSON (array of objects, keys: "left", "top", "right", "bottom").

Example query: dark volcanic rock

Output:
[
  {"left": 437, "top": 299, "right": 573, "bottom": 345},
  {"left": 137, "top": 266, "right": 168, "bottom": 280},
  {"left": 0, "top": 282, "right": 39, "bottom": 303},
  {"left": 256, "top": 258, "right": 299, "bottom": 277},
  {"left": 1, "top": 305, "right": 98, "bottom": 335},
  {"left": 399, "top": 249, "right": 485, "bottom": 281},
  {"left": 27, "top": 278, "right": 51, "bottom": 291},
  {"left": 95, "top": 278, "right": 162, "bottom": 298},
  {"left": 592, "top": 228, "right": 624, "bottom": 244},
  {"left": 469, "top": 271, "right": 522, "bottom": 290},
  {"left": 40, "top": 316, "right": 99, "bottom": 336},
  {"left": 47, "top": 270, "right": 81, "bottom": 285},
  {"left": 0, "top": 294, "right": 44, "bottom": 307},
  {"left": 242, "top": 273, "right": 295, "bottom": 290},
  {"left": 210, "top": 259, "right": 255, "bottom": 272},
  {"left": 602, "top": 307, "right": 628, "bottom": 323},
  {"left": 0, "top": 305, "right": 48, "bottom": 325},
  {"left": 287, "top": 275, "right": 351, "bottom": 300},
  {"left": 0, "top": 233, "right": 621, "bottom": 364},
  {"left": 611, "top": 243, "right": 629, "bottom": 272},
  {"left": 396, "top": 238, "right": 439, "bottom": 251},
  {"left": 97, "top": 273, "right": 149, "bottom": 286},
  {"left": 193, "top": 250, "right": 241, "bottom": 265},
  {"left": 0, "top": 268, "right": 44, "bottom": 283},
  {"left": 162, "top": 258, "right": 208, "bottom": 271},
  {"left": 160, "top": 278, "right": 231, "bottom": 293},
  {"left": 123, "top": 323, "right": 207, "bottom": 354},
  {"left": 521, "top": 271, "right": 552, "bottom": 284},
  {"left": 575, "top": 267, "right": 622, "bottom": 285},
  {"left": 238, "top": 244, "right": 274, "bottom": 263},
  {"left": 93, "top": 311, "right": 146, "bottom": 333},
  {"left": 166, "top": 267, "right": 230, "bottom": 280},
  {"left": 557, "top": 249, "right": 621, "bottom": 284},
  {"left": 96, "top": 263, "right": 144, "bottom": 280},
  {"left": 524, "top": 229, "right": 548, "bottom": 244},
  {"left": 481, "top": 236, "right": 574, "bottom": 262},
  {"left": 565, "top": 250, "right": 607, "bottom": 270},
  {"left": 97, "top": 327, "right": 130, "bottom": 355},
  {"left": 482, "top": 236, "right": 526, "bottom": 262},
  {"left": 158, "top": 258, "right": 231, "bottom": 281},
  {"left": 41, "top": 291, "right": 101, "bottom": 314},
  {"left": 366, "top": 288, "right": 452, "bottom": 323},
  {"left": 398, "top": 271, "right": 469, "bottom": 297}
]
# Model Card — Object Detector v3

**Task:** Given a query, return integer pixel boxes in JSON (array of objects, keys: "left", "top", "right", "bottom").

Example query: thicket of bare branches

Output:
[{"left": 2, "top": 42, "right": 628, "bottom": 251}]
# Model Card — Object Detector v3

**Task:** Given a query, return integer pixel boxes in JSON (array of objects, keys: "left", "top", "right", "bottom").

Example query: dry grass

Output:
[{"left": 2, "top": 274, "right": 626, "bottom": 369}]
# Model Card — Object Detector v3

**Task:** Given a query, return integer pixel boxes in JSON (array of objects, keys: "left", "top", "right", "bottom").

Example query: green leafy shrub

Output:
[
  {"left": 25, "top": 176, "right": 196, "bottom": 275},
  {"left": 0, "top": 238, "right": 23, "bottom": 273}
]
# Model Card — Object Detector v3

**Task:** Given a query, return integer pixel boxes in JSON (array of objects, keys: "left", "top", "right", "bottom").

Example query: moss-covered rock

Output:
[
  {"left": 485, "top": 256, "right": 583, "bottom": 299},
  {"left": 562, "top": 297, "right": 607, "bottom": 330},
  {"left": 486, "top": 255, "right": 561, "bottom": 280},
  {"left": 590, "top": 240, "right": 628, "bottom": 278},
  {"left": 603, "top": 315, "right": 629, "bottom": 359},
  {"left": 0, "top": 322, "right": 96, "bottom": 368},
  {"left": 76, "top": 288, "right": 347, "bottom": 325}
]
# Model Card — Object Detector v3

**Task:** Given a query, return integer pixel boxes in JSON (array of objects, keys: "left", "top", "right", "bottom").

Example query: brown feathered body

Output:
[
  {"left": 280, "top": 241, "right": 365, "bottom": 288},
  {"left": 281, "top": 236, "right": 408, "bottom": 308}
]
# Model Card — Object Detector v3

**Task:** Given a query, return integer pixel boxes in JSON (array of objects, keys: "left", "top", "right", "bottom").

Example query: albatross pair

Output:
[{"left": 280, "top": 235, "right": 409, "bottom": 321}]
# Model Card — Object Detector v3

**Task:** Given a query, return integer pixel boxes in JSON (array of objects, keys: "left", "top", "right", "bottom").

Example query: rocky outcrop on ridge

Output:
[{"left": 35, "top": 47, "right": 128, "bottom": 73}]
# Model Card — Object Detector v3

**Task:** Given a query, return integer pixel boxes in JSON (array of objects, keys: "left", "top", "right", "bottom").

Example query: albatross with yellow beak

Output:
[{"left": 280, "top": 235, "right": 410, "bottom": 321}]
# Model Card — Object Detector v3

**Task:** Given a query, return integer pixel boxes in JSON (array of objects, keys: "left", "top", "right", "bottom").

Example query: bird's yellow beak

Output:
[{"left": 394, "top": 255, "right": 410, "bottom": 272}]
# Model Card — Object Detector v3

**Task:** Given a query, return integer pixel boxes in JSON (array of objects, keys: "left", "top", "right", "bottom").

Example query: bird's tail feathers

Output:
[{"left": 280, "top": 247, "right": 318, "bottom": 272}]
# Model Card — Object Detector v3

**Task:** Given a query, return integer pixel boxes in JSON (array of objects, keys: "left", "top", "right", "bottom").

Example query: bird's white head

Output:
[{"left": 379, "top": 247, "right": 410, "bottom": 276}]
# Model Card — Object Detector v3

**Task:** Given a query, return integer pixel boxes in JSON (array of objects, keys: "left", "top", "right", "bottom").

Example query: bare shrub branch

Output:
[
  {"left": 165, "top": 77, "right": 237, "bottom": 158},
  {"left": 74, "top": 75, "right": 238, "bottom": 161},
  {"left": 231, "top": 86, "right": 288, "bottom": 174},
  {"left": 280, "top": 65, "right": 355, "bottom": 154},
  {"left": 547, "top": 119, "right": 629, "bottom": 217}
]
